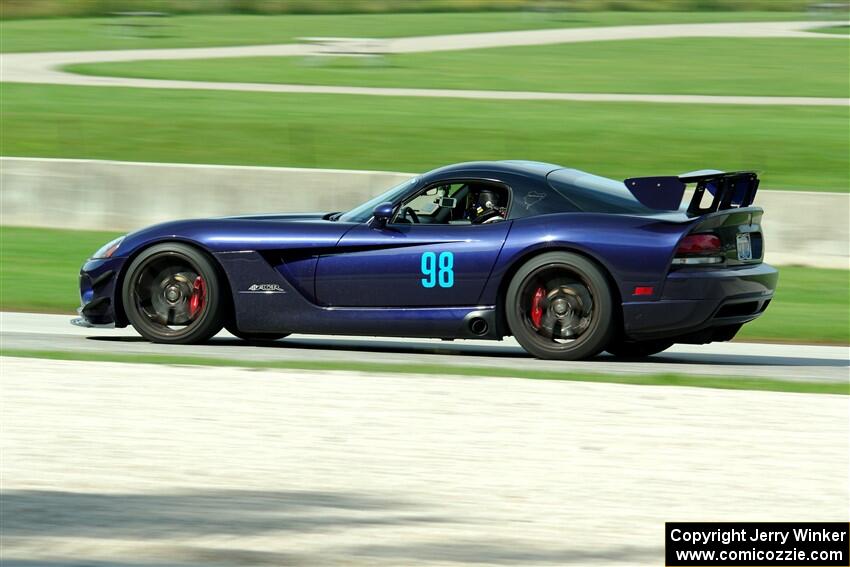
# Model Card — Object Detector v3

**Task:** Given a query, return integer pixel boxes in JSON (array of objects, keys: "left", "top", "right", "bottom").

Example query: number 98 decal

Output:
[{"left": 421, "top": 251, "right": 454, "bottom": 288}]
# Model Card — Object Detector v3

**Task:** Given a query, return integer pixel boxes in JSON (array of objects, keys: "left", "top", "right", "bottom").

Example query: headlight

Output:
[{"left": 92, "top": 236, "right": 125, "bottom": 259}]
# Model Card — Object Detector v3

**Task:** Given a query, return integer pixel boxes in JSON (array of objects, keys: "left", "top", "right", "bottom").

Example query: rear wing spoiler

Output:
[{"left": 624, "top": 170, "right": 759, "bottom": 215}]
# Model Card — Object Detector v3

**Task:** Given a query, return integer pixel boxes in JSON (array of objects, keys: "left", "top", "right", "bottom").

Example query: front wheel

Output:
[
  {"left": 506, "top": 252, "right": 614, "bottom": 360},
  {"left": 122, "top": 243, "right": 225, "bottom": 344}
]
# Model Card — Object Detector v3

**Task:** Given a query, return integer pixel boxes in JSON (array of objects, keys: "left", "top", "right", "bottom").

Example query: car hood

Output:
[
  {"left": 117, "top": 213, "right": 355, "bottom": 257},
  {"left": 219, "top": 212, "right": 329, "bottom": 222}
]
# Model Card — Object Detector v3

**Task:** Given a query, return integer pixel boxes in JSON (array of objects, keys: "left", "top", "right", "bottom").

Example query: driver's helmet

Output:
[{"left": 469, "top": 188, "right": 503, "bottom": 223}]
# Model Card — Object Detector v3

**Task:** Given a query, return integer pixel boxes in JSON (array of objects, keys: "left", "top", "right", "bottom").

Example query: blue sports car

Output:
[{"left": 75, "top": 161, "right": 777, "bottom": 360}]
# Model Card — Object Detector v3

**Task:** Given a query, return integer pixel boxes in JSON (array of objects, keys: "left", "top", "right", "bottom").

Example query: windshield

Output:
[{"left": 338, "top": 177, "right": 418, "bottom": 223}]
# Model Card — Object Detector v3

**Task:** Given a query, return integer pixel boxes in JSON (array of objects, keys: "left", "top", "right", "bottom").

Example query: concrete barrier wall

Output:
[
  {"left": 0, "top": 157, "right": 412, "bottom": 230},
  {"left": 2, "top": 157, "right": 847, "bottom": 268}
]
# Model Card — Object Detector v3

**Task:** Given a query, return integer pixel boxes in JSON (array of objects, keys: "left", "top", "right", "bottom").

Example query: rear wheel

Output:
[
  {"left": 506, "top": 252, "right": 614, "bottom": 360},
  {"left": 605, "top": 339, "right": 674, "bottom": 358},
  {"left": 122, "top": 243, "right": 224, "bottom": 344}
]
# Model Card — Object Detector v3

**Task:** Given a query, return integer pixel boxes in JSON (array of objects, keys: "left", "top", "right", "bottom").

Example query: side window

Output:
[
  {"left": 507, "top": 181, "right": 580, "bottom": 219},
  {"left": 547, "top": 173, "right": 652, "bottom": 215},
  {"left": 394, "top": 181, "right": 510, "bottom": 226}
]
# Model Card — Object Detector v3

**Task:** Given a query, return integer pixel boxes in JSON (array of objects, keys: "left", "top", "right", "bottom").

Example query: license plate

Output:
[{"left": 736, "top": 233, "right": 752, "bottom": 261}]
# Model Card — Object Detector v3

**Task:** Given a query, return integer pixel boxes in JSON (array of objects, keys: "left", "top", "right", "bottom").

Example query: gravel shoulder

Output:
[{"left": 1, "top": 356, "right": 847, "bottom": 566}]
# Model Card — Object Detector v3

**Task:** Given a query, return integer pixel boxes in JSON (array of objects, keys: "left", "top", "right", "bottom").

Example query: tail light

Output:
[{"left": 672, "top": 233, "right": 723, "bottom": 265}]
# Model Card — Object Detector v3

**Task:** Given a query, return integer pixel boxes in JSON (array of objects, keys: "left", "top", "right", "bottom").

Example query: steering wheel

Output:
[{"left": 401, "top": 206, "right": 420, "bottom": 224}]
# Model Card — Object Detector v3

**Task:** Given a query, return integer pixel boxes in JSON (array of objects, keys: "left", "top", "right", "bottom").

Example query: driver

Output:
[{"left": 469, "top": 188, "right": 506, "bottom": 224}]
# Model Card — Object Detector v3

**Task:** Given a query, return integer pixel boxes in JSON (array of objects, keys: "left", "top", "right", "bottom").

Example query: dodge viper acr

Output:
[{"left": 75, "top": 161, "right": 778, "bottom": 360}]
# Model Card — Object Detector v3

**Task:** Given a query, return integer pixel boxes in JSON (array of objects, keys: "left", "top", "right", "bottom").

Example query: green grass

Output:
[
  {"left": 0, "top": 226, "right": 123, "bottom": 312},
  {"left": 69, "top": 38, "right": 850, "bottom": 98},
  {"left": 1, "top": 226, "right": 847, "bottom": 344},
  {"left": 0, "top": 0, "right": 817, "bottom": 20},
  {"left": 811, "top": 24, "right": 850, "bottom": 35},
  {"left": 2, "top": 83, "right": 847, "bottom": 192},
  {"left": 0, "top": 11, "right": 814, "bottom": 53},
  {"left": 737, "top": 266, "right": 849, "bottom": 343},
  {"left": 3, "top": 349, "right": 846, "bottom": 395}
]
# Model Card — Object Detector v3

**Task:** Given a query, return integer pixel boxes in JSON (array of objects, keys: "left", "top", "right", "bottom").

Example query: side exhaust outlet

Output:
[{"left": 469, "top": 318, "right": 489, "bottom": 336}]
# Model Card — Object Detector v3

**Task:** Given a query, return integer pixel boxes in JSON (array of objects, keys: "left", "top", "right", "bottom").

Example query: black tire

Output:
[
  {"left": 225, "top": 324, "right": 289, "bottom": 342},
  {"left": 505, "top": 251, "right": 614, "bottom": 360},
  {"left": 606, "top": 339, "right": 674, "bottom": 358},
  {"left": 122, "top": 242, "right": 224, "bottom": 344}
]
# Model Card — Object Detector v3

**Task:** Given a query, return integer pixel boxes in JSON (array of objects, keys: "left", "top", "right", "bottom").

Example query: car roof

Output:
[
  {"left": 412, "top": 161, "right": 686, "bottom": 219},
  {"left": 421, "top": 160, "right": 565, "bottom": 180}
]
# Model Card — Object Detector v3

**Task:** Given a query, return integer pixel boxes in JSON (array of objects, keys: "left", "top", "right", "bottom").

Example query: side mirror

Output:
[{"left": 369, "top": 202, "right": 394, "bottom": 228}]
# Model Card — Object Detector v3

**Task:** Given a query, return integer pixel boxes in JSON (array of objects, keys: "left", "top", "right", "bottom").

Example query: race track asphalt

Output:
[{"left": 2, "top": 312, "right": 847, "bottom": 382}]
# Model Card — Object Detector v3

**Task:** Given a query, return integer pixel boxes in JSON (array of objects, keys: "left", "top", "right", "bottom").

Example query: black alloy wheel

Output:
[
  {"left": 506, "top": 252, "right": 614, "bottom": 360},
  {"left": 122, "top": 243, "right": 224, "bottom": 344}
]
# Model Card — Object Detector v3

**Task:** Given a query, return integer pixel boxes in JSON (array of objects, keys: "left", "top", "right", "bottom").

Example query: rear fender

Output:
[{"left": 481, "top": 213, "right": 693, "bottom": 307}]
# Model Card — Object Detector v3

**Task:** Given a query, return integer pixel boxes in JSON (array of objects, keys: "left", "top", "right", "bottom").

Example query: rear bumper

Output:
[
  {"left": 622, "top": 263, "right": 778, "bottom": 342},
  {"left": 76, "top": 257, "right": 126, "bottom": 327}
]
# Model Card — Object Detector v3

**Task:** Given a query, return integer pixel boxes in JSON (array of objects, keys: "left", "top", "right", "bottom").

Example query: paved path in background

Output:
[
  {"left": 2, "top": 21, "right": 848, "bottom": 106},
  {"left": 1, "top": 356, "right": 846, "bottom": 566},
  {"left": 2, "top": 312, "right": 848, "bottom": 382}
]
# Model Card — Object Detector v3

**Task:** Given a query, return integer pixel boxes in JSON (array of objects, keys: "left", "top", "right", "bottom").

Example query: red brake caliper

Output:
[
  {"left": 530, "top": 286, "right": 545, "bottom": 329},
  {"left": 188, "top": 276, "right": 206, "bottom": 318}
]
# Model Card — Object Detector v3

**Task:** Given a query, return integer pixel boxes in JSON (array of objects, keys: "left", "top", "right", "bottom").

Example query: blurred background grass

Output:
[
  {"left": 67, "top": 38, "right": 850, "bottom": 97},
  {"left": 0, "top": 0, "right": 817, "bottom": 20},
  {"left": 3, "top": 84, "right": 846, "bottom": 191},
  {"left": 0, "top": 11, "right": 818, "bottom": 52},
  {"left": 3, "top": 8, "right": 846, "bottom": 192}
]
